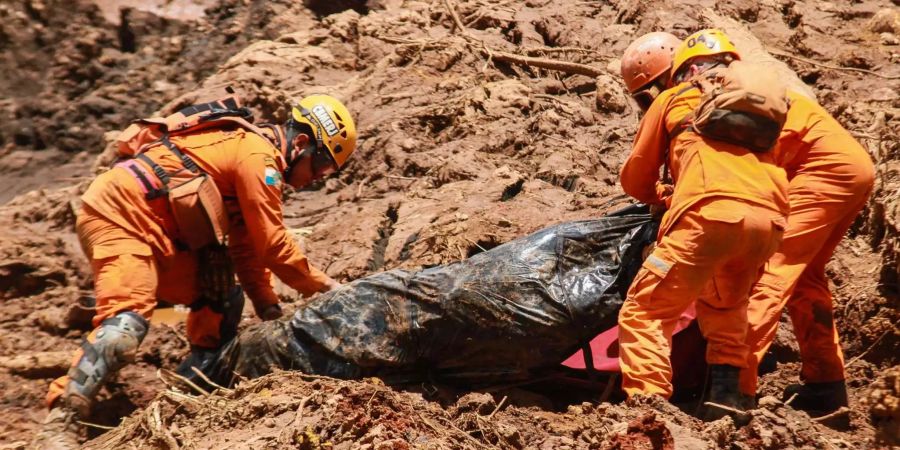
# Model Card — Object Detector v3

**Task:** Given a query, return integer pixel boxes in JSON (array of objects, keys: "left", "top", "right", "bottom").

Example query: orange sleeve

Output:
[
  {"left": 620, "top": 93, "right": 671, "bottom": 205},
  {"left": 233, "top": 152, "right": 331, "bottom": 297},
  {"left": 228, "top": 217, "right": 279, "bottom": 310}
]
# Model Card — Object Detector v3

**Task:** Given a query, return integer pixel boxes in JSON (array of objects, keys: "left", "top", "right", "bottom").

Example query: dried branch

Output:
[
  {"left": 845, "top": 328, "right": 891, "bottom": 368},
  {"left": 769, "top": 49, "right": 900, "bottom": 80},
  {"left": 703, "top": 401, "right": 751, "bottom": 420},
  {"left": 190, "top": 366, "right": 233, "bottom": 394},
  {"left": 441, "top": 0, "right": 604, "bottom": 78},
  {"left": 812, "top": 406, "right": 851, "bottom": 423},
  {"left": 488, "top": 50, "right": 604, "bottom": 77}
]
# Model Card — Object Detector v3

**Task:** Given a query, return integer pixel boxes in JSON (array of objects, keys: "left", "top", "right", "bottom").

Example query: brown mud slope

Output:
[{"left": 1, "top": 0, "right": 899, "bottom": 448}]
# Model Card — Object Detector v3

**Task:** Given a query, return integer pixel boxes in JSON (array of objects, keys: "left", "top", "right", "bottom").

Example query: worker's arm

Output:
[
  {"left": 228, "top": 215, "right": 280, "bottom": 313},
  {"left": 620, "top": 95, "right": 671, "bottom": 205},
  {"left": 233, "top": 151, "right": 335, "bottom": 297}
]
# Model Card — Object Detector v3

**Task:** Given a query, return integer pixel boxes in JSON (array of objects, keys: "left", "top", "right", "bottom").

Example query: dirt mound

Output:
[
  {"left": 0, "top": 0, "right": 898, "bottom": 448},
  {"left": 0, "top": 0, "right": 316, "bottom": 202},
  {"left": 87, "top": 371, "right": 857, "bottom": 449}
]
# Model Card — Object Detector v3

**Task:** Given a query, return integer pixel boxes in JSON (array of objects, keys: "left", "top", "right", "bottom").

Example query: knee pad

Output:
[{"left": 64, "top": 312, "right": 149, "bottom": 415}]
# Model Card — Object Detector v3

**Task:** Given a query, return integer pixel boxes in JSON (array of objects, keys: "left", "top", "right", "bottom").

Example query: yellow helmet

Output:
[
  {"left": 290, "top": 94, "right": 357, "bottom": 169},
  {"left": 671, "top": 29, "right": 740, "bottom": 81}
]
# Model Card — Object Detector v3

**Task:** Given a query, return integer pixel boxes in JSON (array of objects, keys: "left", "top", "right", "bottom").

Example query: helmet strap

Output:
[{"left": 283, "top": 119, "right": 319, "bottom": 181}]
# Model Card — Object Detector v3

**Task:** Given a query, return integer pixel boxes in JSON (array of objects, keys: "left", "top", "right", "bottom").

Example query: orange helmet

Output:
[
  {"left": 620, "top": 32, "right": 681, "bottom": 93},
  {"left": 290, "top": 94, "right": 357, "bottom": 169},
  {"left": 671, "top": 29, "right": 740, "bottom": 81}
]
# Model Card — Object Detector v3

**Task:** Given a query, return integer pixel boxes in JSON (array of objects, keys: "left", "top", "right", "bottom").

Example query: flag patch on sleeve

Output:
[{"left": 264, "top": 167, "right": 283, "bottom": 187}]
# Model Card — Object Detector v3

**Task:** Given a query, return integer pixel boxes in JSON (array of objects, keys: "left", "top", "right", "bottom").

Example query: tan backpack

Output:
[
  {"left": 689, "top": 60, "right": 790, "bottom": 153},
  {"left": 113, "top": 89, "right": 275, "bottom": 250}
]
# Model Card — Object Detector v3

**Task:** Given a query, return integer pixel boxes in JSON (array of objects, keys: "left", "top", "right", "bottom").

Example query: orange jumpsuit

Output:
[
  {"left": 47, "top": 128, "right": 332, "bottom": 406},
  {"left": 738, "top": 92, "right": 875, "bottom": 396},
  {"left": 617, "top": 83, "right": 789, "bottom": 398}
]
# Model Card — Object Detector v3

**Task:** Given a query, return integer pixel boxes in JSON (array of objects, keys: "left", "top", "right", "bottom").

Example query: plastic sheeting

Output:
[{"left": 203, "top": 204, "right": 657, "bottom": 387}]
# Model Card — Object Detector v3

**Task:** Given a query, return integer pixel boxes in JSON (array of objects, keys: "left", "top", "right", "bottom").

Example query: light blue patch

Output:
[{"left": 264, "top": 167, "right": 282, "bottom": 186}]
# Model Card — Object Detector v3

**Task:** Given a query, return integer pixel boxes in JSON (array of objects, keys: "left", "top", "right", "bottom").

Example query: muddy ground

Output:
[{"left": 0, "top": 0, "right": 898, "bottom": 448}]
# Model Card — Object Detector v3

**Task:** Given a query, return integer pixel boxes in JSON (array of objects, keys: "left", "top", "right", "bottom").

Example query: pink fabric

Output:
[{"left": 561, "top": 304, "right": 697, "bottom": 371}]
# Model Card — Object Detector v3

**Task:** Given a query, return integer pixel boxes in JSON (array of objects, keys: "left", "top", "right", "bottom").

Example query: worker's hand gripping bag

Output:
[{"left": 195, "top": 205, "right": 658, "bottom": 388}]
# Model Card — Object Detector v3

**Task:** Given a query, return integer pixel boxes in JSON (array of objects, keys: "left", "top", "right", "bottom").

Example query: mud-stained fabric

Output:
[{"left": 204, "top": 205, "right": 657, "bottom": 387}]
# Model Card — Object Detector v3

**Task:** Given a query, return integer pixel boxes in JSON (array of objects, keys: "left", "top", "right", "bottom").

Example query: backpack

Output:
[
  {"left": 689, "top": 60, "right": 790, "bottom": 153},
  {"left": 114, "top": 88, "right": 275, "bottom": 250}
]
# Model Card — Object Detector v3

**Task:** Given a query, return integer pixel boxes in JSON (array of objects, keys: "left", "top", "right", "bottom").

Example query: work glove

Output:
[
  {"left": 198, "top": 244, "right": 236, "bottom": 303},
  {"left": 258, "top": 303, "right": 284, "bottom": 321}
]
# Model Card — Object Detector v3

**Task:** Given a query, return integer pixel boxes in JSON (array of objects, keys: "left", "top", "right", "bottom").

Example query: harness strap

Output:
[
  {"left": 136, "top": 153, "right": 170, "bottom": 185},
  {"left": 661, "top": 85, "right": 700, "bottom": 184},
  {"left": 160, "top": 133, "right": 200, "bottom": 173}
]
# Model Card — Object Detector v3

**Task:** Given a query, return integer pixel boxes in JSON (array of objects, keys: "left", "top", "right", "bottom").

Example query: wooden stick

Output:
[
  {"left": 812, "top": 406, "right": 850, "bottom": 423},
  {"left": 703, "top": 401, "right": 751, "bottom": 419},
  {"left": 77, "top": 420, "right": 116, "bottom": 430},
  {"left": 442, "top": 0, "right": 604, "bottom": 78},
  {"left": 487, "top": 50, "right": 605, "bottom": 77},
  {"left": 785, "top": 393, "right": 799, "bottom": 406},
  {"left": 599, "top": 373, "right": 619, "bottom": 403},
  {"left": 845, "top": 328, "right": 891, "bottom": 368},
  {"left": 524, "top": 46, "right": 603, "bottom": 55},
  {"left": 485, "top": 395, "right": 507, "bottom": 420},
  {"left": 157, "top": 368, "right": 211, "bottom": 396},
  {"left": 190, "top": 366, "right": 232, "bottom": 393},
  {"left": 443, "top": 0, "right": 471, "bottom": 37},
  {"left": 768, "top": 49, "right": 900, "bottom": 80}
]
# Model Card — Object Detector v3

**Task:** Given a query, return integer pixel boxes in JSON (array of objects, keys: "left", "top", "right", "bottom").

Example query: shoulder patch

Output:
[{"left": 264, "top": 166, "right": 283, "bottom": 187}]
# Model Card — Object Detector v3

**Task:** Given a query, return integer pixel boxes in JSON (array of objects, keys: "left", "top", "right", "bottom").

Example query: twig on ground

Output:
[
  {"left": 785, "top": 393, "right": 799, "bottom": 406},
  {"left": 190, "top": 367, "right": 232, "bottom": 393},
  {"left": 77, "top": 420, "right": 116, "bottom": 431},
  {"left": 703, "top": 401, "right": 751, "bottom": 420},
  {"left": 157, "top": 368, "right": 211, "bottom": 396},
  {"left": 599, "top": 373, "right": 619, "bottom": 403},
  {"left": 769, "top": 49, "right": 900, "bottom": 80},
  {"left": 442, "top": 0, "right": 604, "bottom": 78},
  {"left": 524, "top": 46, "right": 603, "bottom": 55},
  {"left": 485, "top": 396, "right": 507, "bottom": 420},
  {"left": 812, "top": 406, "right": 851, "bottom": 423},
  {"left": 443, "top": 0, "right": 471, "bottom": 37},
  {"left": 845, "top": 328, "right": 891, "bottom": 368},
  {"left": 488, "top": 51, "right": 604, "bottom": 77}
]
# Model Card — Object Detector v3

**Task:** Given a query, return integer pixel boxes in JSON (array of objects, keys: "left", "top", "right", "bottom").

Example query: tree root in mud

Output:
[{"left": 441, "top": 0, "right": 605, "bottom": 77}]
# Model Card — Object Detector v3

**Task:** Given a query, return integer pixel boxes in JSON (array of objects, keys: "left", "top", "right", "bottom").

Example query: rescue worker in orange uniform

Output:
[
  {"left": 738, "top": 93, "right": 875, "bottom": 416},
  {"left": 34, "top": 94, "right": 357, "bottom": 449},
  {"left": 616, "top": 30, "right": 788, "bottom": 416}
]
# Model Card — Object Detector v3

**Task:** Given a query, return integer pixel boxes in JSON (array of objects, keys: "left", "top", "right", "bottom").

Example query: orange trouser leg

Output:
[
  {"left": 739, "top": 168, "right": 873, "bottom": 396},
  {"left": 619, "top": 199, "right": 783, "bottom": 399},
  {"left": 46, "top": 252, "right": 158, "bottom": 407},
  {"left": 788, "top": 245, "right": 846, "bottom": 384},
  {"left": 156, "top": 250, "right": 228, "bottom": 350}
]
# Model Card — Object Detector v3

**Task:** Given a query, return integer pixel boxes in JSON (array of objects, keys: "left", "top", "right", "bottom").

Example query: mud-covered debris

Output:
[
  {"left": 602, "top": 412, "right": 675, "bottom": 450},
  {"left": 594, "top": 73, "right": 629, "bottom": 113},
  {"left": 868, "top": 8, "right": 900, "bottom": 34},
  {"left": 862, "top": 365, "right": 900, "bottom": 446}
]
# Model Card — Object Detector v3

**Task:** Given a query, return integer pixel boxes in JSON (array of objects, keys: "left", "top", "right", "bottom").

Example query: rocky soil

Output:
[{"left": 0, "top": 0, "right": 898, "bottom": 448}]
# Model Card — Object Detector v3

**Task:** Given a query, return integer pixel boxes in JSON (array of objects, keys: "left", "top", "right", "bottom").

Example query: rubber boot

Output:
[
  {"left": 64, "top": 311, "right": 149, "bottom": 416},
  {"left": 31, "top": 406, "right": 82, "bottom": 450},
  {"left": 701, "top": 364, "right": 748, "bottom": 422},
  {"left": 783, "top": 380, "right": 850, "bottom": 428},
  {"left": 177, "top": 286, "right": 245, "bottom": 389}
]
